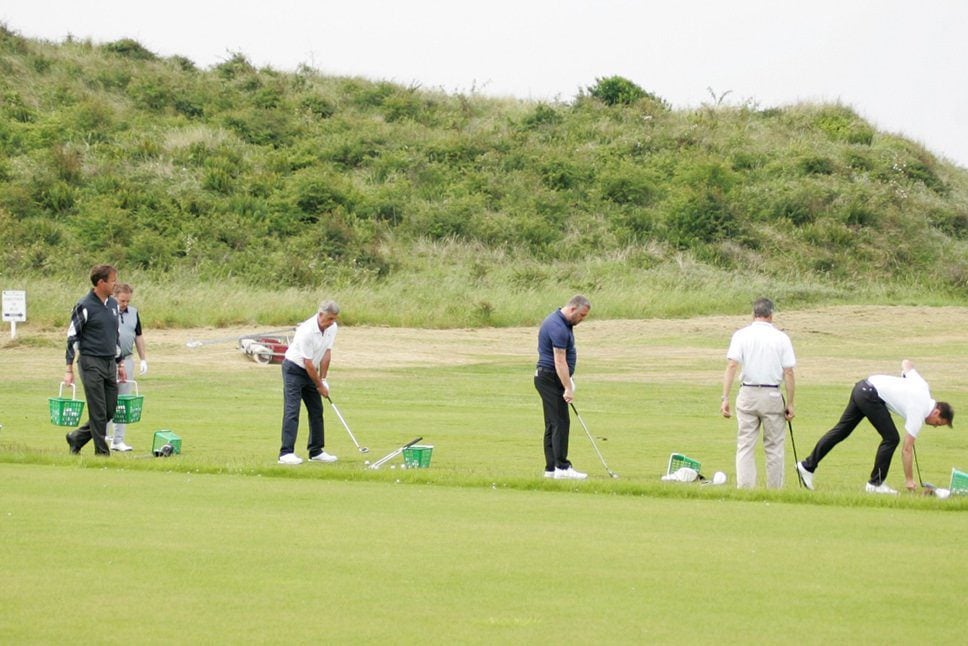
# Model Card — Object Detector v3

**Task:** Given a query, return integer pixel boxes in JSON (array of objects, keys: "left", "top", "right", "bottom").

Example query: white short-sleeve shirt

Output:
[
  {"left": 867, "top": 369, "right": 936, "bottom": 438},
  {"left": 726, "top": 321, "right": 796, "bottom": 385},
  {"left": 284, "top": 314, "right": 337, "bottom": 369}
]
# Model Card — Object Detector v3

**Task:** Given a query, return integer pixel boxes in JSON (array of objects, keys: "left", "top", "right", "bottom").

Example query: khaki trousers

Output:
[{"left": 735, "top": 386, "right": 786, "bottom": 488}]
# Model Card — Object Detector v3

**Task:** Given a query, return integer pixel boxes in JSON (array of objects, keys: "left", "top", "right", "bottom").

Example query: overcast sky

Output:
[{"left": 3, "top": 1, "right": 966, "bottom": 168}]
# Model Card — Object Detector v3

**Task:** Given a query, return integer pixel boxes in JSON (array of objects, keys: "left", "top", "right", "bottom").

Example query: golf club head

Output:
[{"left": 359, "top": 446, "right": 370, "bottom": 453}]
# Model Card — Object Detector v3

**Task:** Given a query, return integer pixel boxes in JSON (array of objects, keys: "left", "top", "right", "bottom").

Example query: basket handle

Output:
[
  {"left": 58, "top": 381, "right": 77, "bottom": 400},
  {"left": 118, "top": 380, "right": 139, "bottom": 395}
]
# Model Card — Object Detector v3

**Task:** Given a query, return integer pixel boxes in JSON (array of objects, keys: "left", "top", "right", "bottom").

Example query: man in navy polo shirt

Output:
[{"left": 534, "top": 295, "right": 591, "bottom": 480}]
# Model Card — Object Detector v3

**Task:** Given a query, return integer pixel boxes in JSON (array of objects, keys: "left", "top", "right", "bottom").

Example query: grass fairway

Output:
[
  {"left": 1, "top": 306, "right": 967, "bottom": 643},
  {"left": 2, "top": 464, "right": 966, "bottom": 644}
]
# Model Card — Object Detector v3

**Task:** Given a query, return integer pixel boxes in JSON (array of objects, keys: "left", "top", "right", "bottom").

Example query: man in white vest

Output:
[{"left": 109, "top": 283, "right": 148, "bottom": 451}]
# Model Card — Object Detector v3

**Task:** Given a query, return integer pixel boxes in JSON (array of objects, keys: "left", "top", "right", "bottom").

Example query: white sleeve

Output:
[
  {"left": 726, "top": 331, "right": 741, "bottom": 361},
  {"left": 781, "top": 336, "right": 796, "bottom": 368},
  {"left": 904, "top": 414, "right": 923, "bottom": 438}
]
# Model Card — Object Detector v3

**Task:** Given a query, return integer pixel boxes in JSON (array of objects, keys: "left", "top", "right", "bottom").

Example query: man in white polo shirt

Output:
[
  {"left": 277, "top": 300, "right": 340, "bottom": 465},
  {"left": 721, "top": 298, "right": 796, "bottom": 489},
  {"left": 796, "top": 359, "right": 953, "bottom": 494}
]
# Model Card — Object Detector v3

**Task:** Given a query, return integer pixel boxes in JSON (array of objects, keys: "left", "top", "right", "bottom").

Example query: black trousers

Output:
[
  {"left": 70, "top": 355, "right": 118, "bottom": 455},
  {"left": 279, "top": 360, "right": 325, "bottom": 458},
  {"left": 534, "top": 370, "right": 572, "bottom": 471},
  {"left": 802, "top": 380, "right": 900, "bottom": 485}
]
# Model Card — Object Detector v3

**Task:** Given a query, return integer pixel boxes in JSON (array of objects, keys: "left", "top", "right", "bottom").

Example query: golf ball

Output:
[
  {"left": 364, "top": 460, "right": 370, "bottom": 466},
  {"left": 936, "top": 488, "right": 951, "bottom": 499},
  {"left": 712, "top": 471, "right": 727, "bottom": 485}
]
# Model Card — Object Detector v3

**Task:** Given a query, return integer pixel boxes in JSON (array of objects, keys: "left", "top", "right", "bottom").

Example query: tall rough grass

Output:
[{"left": 16, "top": 240, "right": 949, "bottom": 330}]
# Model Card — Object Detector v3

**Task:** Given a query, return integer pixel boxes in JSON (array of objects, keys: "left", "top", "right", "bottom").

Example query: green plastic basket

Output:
[
  {"left": 152, "top": 430, "right": 182, "bottom": 455},
  {"left": 950, "top": 468, "right": 968, "bottom": 496},
  {"left": 49, "top": 382, "right": 85, "bottom": 427},
  {"left": 667, "top": 452, "right": 701, "bottom": 476},
  {"left": 113, "top": 381, "right": 143, "bottom": 424},
  {"left": 402, "top": 444, "right": 434, "bottom": 468}
]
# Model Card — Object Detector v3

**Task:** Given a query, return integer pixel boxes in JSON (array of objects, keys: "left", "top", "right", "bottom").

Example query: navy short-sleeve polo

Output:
[{"left": 536, "top": 309, "right": 576, "bottom": 374}]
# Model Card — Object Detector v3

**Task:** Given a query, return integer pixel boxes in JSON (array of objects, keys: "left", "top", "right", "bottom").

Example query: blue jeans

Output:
[{"left": 279, "top": 360, "right": 325, "bottom": 458}]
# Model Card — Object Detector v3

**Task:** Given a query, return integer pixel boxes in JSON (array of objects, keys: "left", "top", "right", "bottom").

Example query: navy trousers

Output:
[
  {"left": 534, "top": 369, "right": 572, "bottom": 471},
  {"left": 279, "top": 360, "right": 325, "bottom": 458}
]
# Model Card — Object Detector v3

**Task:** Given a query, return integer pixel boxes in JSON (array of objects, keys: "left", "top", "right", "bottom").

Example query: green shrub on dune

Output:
[{"left": 1, "top": 25, "right": 966, "bottom": 326}]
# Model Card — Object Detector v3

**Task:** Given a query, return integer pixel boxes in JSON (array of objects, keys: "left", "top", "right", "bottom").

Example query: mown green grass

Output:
[
  {"left": 2, "top": 464, "right": 965, "bottom": 644},
  {"left": 1, "top": 307, "right": 966, "bottom": 643}
]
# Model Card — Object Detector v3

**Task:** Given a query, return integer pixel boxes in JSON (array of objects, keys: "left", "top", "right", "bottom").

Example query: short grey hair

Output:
[
  {"left": 753, "top": 297, "right": 774, "bottom": 318},
  {"left": 318, "top": 300, "right": 341, "bottom": 315},
  {"left": 567, "top": 294, "right": 591, "bottom": 310}
]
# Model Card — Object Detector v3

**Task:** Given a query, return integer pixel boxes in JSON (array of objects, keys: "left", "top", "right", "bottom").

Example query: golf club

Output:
[
  {"left": 787, "top": 418, "right": 803, "bottom": 488},
  {"left": 569, "top": 403, "right": 619, "bottom": 478},
  {"left": 782, "top": 396, "right": 803, "bottom": 489},
  {"left": 325, "top": 396, "right": 369, "bottom": 453},
  {"left": 911, "top": 443, "right": 937, "bottom": 491},
  {"left": 368, "top": 436, "right": 422, "bottom": 470},
  {"left": 913, "top": 442, "right": 923, "bottom": 484}
]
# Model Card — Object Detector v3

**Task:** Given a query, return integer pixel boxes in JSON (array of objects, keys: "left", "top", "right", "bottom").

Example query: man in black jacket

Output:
[{"left": 64, "top": 264, "right": 127, "bottom": 455}]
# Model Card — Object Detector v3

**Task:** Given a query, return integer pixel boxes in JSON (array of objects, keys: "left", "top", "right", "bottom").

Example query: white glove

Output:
[{"left": 139, "top": 360, "right": 148, "bottom": 375}]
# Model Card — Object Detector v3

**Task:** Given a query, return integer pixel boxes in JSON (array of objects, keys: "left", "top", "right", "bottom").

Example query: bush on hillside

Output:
[
  {"left": 587, "top": 75, "right": 670, "bottom": 110},
  {"left": 521, "top": 104, "right": 563, "bottom": 129},
  {"left": 812, "top": 105, "right": 875, "bottom": 145},
  {"left": 102, "top": 38, "right": 158, "bottom": 61}
]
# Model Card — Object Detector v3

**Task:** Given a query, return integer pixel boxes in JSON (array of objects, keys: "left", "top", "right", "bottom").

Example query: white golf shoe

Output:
[
  {"left": 309, "top": 451, "right": 338, "bottom": 463},
  {"left": 796, "top": 462, "right": 815, "bottom": 490},
  {"left": 554, "top": 467, "right": 588, "bottom": 480},
  {"left": 111, "top": 441, "right": 133, "bottom": 452},
  {"left": 865, "top": 482, "right": 898, "bottom": 495},
  {"left": 278, "top": 453, "right": 303, "bottom": 465}
]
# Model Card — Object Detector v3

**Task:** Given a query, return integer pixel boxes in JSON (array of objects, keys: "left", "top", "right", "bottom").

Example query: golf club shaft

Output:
[
  {"left": 326, "top": 397, "right": 367, "bottom": 452},
  {"left": 369, "top": 436, "right": 422, "bottom": 469},
  {"left": 787, "top": 419, "right": 803, "bottom": 488},
  {"left": 569, "top": 403, "right": 618, "bottom": 478},
  {"left": 783, "top": 396, "right": 803, "bottom": 489},
  {"left": 913, "top": 443, "right": 923, "bottom": 486}
]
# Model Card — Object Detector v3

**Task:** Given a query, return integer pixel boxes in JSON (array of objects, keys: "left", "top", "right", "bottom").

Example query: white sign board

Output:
[{"left": 2, "top": 290, "right": 26, "bottom": 322}]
